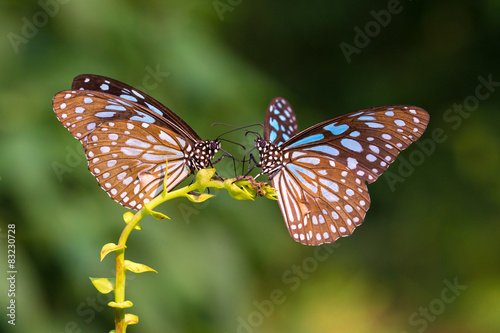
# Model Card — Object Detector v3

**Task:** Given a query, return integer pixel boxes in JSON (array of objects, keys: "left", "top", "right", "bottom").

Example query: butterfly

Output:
[
  {"left": 52, "top": 74, "right": 221, "bottom": 211},
  {"left": 255, "top": 97, "right": 429, "bottom": 246}
]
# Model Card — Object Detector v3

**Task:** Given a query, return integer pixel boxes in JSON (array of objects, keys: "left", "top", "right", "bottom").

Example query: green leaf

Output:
[
  {"left": 150, "top": 210, "right": 169, "bottom": 220},
  {"left": 233, "top": 178, "right": 278, "bottom": 200},
  {"left": 224, "top": 179, "right": 254, "bottom": 200},
  {"left": 100, "top": 243, "right": 126, "bottom": 261},
  {"left": 123, "top": 212, "right": 142, "bottom": 229},
  {"left": 186, "top": 192, "right": 214, "bottom": 203},
  {"left": 143, "top": 204, "right": 170, "bottom": 220},
  {"left": 195, "top": 168, "right": 216, "bottom": 191},
  {"left": 108, "top": 300, "right": 133, "bottom": 308},
  {"left": 124, "top": 260, "right": 158, "bottom": 274},
  {"left": 89, "top": 277, "right": 115, "bottom": 294},
  {"left": 125, "top": 313, "right": 139, "bottom": 325},
  {"left": 240, "top": 184, "right": 256, "bottom": 197},
  {"left": 261, "top": 184, "right": 278, "bottom": 200},
  {"left": 123, "top": 212, "right": 134, "bottom": 223}
]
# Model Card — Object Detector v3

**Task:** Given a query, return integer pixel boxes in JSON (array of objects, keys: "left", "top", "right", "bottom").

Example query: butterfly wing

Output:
[
  {"left": 53, "top": 89, "right": 198, "bottom": 210},
  {"left": 71, "top": 74, "right": 201, "bottom": 141},
  {"left": 284, "top": 105, "right": 429, "bottom": 184},
  {"left": 264, "top": 103, "right": 429, "bottom": 245},
  {"left": 264, "top": 97, "right": 299, "bottom": 146},
  {"left": 85, "top": 121, "right": 190, "bottom": 210},
  {"left": 271, "top": 151, "right": 370, "bottom": 245}
]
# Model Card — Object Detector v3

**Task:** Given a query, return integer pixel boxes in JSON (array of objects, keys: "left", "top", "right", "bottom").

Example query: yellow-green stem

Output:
[
  {"left": 108, "top": 169, "right": 267, "bottom": 332},
  {"left": 113, "top": 182, "right": 199, "bottom": 332},
  {"left": 114, "top": 248, "right": 126, "bottom": 333}
]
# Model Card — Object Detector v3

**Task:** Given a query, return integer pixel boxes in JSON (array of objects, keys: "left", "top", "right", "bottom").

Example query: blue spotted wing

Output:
[
  {"left": 53, "top": 75, "right": 220, "bottom": 210},
  {"left": 264, "top": 97, "right": 299, "bottom": 146},
  {"left": 71, "top": 74, "right": 197, "bottom": 138},
  {"left": 257, "top": 98, "right": 429, "bottom": 246}
]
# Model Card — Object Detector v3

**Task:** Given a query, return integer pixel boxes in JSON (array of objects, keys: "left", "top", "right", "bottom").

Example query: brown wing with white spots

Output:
[
  {"left": 84, "top": 121, "right": 191, "bottom": 210},
  {"left": 53, "top": 90, "right": 191, "bottom": 142},
  {"left": 53, "top": 85, "right": 219, "bottom": 211},
  {"left": 273, "top": 151, "right": 370, "bottom": 245},
  {"left": 71, "top": 74, "right": 201, "bottom": 140}
]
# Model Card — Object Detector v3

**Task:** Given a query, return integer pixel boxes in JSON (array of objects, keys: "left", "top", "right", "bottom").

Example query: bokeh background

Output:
[{"left": 1, "top": 0, "right": 499, "bottom": 332}]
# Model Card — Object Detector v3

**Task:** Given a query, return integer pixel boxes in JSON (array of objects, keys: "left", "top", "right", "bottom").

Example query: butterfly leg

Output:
[
  {"left": 242, "top": 153, "right": 261, "bottom": 176},
  {"left": 211, "top": 147, "right": 247, "bottom": 179}
]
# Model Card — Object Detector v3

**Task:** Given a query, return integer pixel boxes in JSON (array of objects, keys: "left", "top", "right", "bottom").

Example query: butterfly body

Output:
[
  {"left": 257, "top": 97, "right": 429, "bottom": 246},
  {"left": 255, "top": 139, "right": 284, "bottom": 176},
  {"left": 53, "top": 75, "right": 220, "bottom": 211}
]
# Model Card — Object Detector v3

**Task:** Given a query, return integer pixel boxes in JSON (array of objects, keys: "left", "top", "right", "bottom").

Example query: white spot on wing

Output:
[
  {"left": 347, "top": 157, "right": 358, "bottom": 169},
  {"left": 125, "top": 139, "right": 151, "bottom": 148},
  {"left": 121, "top": 147, "right": 142, "bottom": 156},
  {"left": 123, "top": 177, "right": 133, "bottom": 185},
  {"left": 120, "top": 94, "right": 138, "bottom": 102},
  {"left": 159, "top": 131, "right": 179, "bottom": 146},
  {"left": 105, "top": 105, "right": 127, "bottom": 111}
]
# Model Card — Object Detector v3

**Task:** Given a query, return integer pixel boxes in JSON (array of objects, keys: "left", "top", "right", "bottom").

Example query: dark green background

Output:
[{"left": 1, "top": 0, "right": 499, "bottom": 332}]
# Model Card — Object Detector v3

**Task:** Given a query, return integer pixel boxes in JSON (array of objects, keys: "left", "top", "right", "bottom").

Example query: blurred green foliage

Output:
[{"left": 1, "top": 0, "right": 499, "bottom": 332}]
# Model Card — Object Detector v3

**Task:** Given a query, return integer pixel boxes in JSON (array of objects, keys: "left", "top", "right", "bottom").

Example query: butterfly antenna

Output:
[
  {"left": 210, "top": 123, "right": 264, "bottom": 177},
  {"left": 212, "top": 123, "right": 263, "bottom": 140},
  {"left": 244, "top": 128, "right": 263, "bottom": 140},
  {"left": 218, "top": 138, "right": 246, "bottom": 151}
]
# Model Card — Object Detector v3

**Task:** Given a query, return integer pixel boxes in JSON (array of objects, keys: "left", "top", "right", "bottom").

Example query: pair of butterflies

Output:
[{"left": 53, "top": 75, "right": 429, "bottom": 246}]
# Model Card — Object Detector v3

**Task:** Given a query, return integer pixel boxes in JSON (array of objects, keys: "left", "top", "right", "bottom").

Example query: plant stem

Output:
[
  {"left": 114, "top": 247, "right": 126, "bottom": 333},
  {"left": 113, "top": 204, "right": 149, "bottom": 332},
  {"left": 112, "top": 183, "right": 198, "bottom": 332},
  {"left": 109, "top": 169, "right": 266, "bottom": 332}
]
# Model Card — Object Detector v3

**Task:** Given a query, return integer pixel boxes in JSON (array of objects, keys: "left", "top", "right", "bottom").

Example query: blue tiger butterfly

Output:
[
  {"left": 256, "top": 97, "right": 429, "bottom": 246},
  {"left": 52, "top": 74, "right": 220, "bottom": 211}
]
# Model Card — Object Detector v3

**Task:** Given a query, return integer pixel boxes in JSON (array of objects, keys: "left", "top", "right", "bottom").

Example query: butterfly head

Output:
[
  {"left": 255, "top": 138, "right": 283, "bottom": 176},
  {"left": 254, "top": 138, "right": 267, "bottom": 150},
  {"left": 189, "top": 140, "right": 221, "bottom": 170}
]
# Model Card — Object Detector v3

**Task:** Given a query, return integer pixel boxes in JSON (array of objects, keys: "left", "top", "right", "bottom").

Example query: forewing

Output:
[
  {"left": 53, "top": 89, "right": 194, "bottom": 210},
  {"left": 284, "top": 105, "right": 429, "bottom": 183},
  {"left": 264, "top": 97, "right": 299, "bottom": 146},
  {"left": 53, "top": 90, "right": 197, "bottom": 144},
  {"left": 71, "top": 74, "right": 201, "bottom": 140},
  {"left": 273, "top": 151, "right": 370, "bottom": 246}
]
